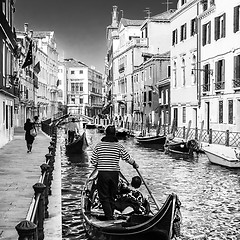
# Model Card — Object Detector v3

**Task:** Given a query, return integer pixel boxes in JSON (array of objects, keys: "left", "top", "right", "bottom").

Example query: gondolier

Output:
[
  {"left": 67, "top": 118, "right": 79, "bottom": 143},
  {"left": 90, "top": 125, "right": 139, "bottom": 220}
]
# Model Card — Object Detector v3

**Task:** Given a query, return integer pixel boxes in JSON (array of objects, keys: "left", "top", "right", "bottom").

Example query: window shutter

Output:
[
  {"left": 202, "top": 24, "right": 206, "bottom": 46},
  {"left": 222, "top": 59, "right": 225, "bottom": 83},
  {"left": 172, "top": 31, "right": 174, "bottom": 45},
  {"left": 208, "top": 22, "right": 211, "bottom": 44},
  {"left": 184, "top": 23, "right": 187, "bottom": 39},
  {"left": 203, "top": 65, "right": 206, "bottom": 84},
  {"left": 176, "top": 29, "right": 178, "bottom": 44},
  {"left": 215, "top": 17, "right": 219, "bottom": 40},
  {"left": 215, "top": 61, "right": 218, "bottom": 82},
  {"left": 223, "top": 13, "right": 226, "bottom": 37}
]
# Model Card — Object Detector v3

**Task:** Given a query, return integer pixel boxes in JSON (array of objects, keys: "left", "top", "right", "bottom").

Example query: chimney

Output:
[
  {"left": 112, "top": 6, "right": 118, "bottom": 27},
  {"left": 29, "top": 30, "right": 33, "bottom": 38},
  {"left": 24, "top": 23, "right": 28, "bottom": 33}
]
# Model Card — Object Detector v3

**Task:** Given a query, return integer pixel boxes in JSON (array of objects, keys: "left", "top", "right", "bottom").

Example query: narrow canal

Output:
[{"left": 60, "top": 128, "right": 240, "bottom": 240}]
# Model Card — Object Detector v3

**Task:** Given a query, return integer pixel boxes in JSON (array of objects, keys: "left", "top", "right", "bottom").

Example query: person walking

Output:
[
  {"left": 24, "top": 118, "right": 36, "bottom": 153},
  {"left": 90, "top": 125, "right": 139, "bottom": 220},
  {"left": 67, "top": 118, "right": 79, "bottom": 143}
]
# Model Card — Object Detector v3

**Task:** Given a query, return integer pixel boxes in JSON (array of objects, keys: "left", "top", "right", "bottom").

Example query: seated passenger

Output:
[{"left": 115, "top": 176, "right": 150, "bottom": 215}]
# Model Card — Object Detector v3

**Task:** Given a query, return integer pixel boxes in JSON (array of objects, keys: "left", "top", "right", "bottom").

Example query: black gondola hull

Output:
[
  {"left": 65, "top": 132, "right": 87, "bottom": 154},
  {"left": 81, "top": 171, "right": 180, "bottom": 240},
  {"left": 136, "top": 135, "right": 166, "bottom": 145}
]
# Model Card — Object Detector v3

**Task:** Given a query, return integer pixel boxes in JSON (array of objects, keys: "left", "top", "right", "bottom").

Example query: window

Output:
[
  {"left": 215, "top": 59, "right": 225, "bottom": 90},
  {"left": 149, "top": 66, "right": 152, "bottom": 79},
  {"left": 167, "top": 65, "right": 171, "bottom": 78},
  {"left": 173, "top": 62, "right": 177, "bottom": 87},
  {"left": 10, "top": 106, "right": 13, "bottom": 127},
  {"left": 182, "top": 58, "right": 186, "bottom": 86},
  {"left": 215, "top": 13, "right": 226, "bottom": 40},
  {"left": 203, "top": 64, "right": 210, "bottom": 92},
  {"left": 202, "top": 21, "right": 211, "bottom": 46},
  {"left": 71, "top": 70, "right": 75, "bottom": 74},
  {"left": 79, "top": 70, "right": 83, "bottom": 74},
  {"left": 172, "top": 29, "right": 178, "bottom": 45},
  {"left": 3, "top": 101, "right": 5, "bottom": 123},
  {"left": 219, "top": 100, "right": 223, "bottom": 123},
  {"left": 181, "top": 0, "right": 186, "bottom": 5},
  {"left": 182, "top": 107, "right": 186, "bottom": 123},
  {"left": 191, "top": 18, "right": 197, "bottom": 36},
  {"left": 180, "top": 23, "right": 187, "bottom": 41},
  {"left": 234, "top": 55, "right": 240, "bottom": 80},
  {"left": 148, "top": 91, "right": 152, "bottom": 102},
  {"left": 80, "top": 98, "right": 83, "bottom": 104},
  {"left": 234, "top": 5, "right": 240, "bottom": 33},
  {"left": 6, "top": 105, "right": 8, "bottom": 129},
  {"left": 202, "top": 0, "right": 208, "bottom": 11},
  {"left": 2, "top": 40, "right": 6, "bottom": 86},
  {"left": 228, "top": 100, "right": 233, "bottom": 124}
]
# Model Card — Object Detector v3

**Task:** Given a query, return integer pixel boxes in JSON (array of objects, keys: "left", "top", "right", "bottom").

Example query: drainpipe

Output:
[{"left": 197, "top": 2, "right": 201, "bottom": 108}]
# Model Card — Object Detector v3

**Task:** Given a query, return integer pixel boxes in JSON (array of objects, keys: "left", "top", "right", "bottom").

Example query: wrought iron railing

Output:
[
  {"left": 202, "top": 83, "right": 210, "bottom": 92},
  {"left": 93, "top": 115, "right": 240, "bottom": 147},
  {"left": 232, "top": 78, "right": 240, "bottom": 89},
  {"left": 215, "top": 81, "right": 225, "bottom": 91}
]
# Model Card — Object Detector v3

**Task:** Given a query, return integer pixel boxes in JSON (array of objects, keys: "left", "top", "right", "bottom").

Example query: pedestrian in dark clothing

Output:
[
  {"left": 67, "top": 118, "right": 79, "bottom": 143},
  {"left": 90, "top": 125, "right": 139, "bottom": 220},
  {"left": 24, "top": 118, "right": 35, "bottom": 153}
]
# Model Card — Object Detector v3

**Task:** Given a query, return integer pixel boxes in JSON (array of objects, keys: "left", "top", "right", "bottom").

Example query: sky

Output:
[{"left": 14, "top": 0, "right": 178, "bottom": 74}]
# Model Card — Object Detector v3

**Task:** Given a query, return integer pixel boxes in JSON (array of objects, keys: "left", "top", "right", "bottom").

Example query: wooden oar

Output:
[{"left": 135, "top": 168, "right": 160, "bottom": 210}]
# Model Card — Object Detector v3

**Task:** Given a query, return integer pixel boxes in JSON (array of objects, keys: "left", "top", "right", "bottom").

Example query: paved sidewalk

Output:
[{"left": 0, "top": 127, "right": 62, "bottom": 239}]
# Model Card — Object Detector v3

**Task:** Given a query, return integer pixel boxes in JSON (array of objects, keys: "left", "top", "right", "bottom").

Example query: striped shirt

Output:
[{"left": 90, "top": 141, "right": 134, "bottom": 171}]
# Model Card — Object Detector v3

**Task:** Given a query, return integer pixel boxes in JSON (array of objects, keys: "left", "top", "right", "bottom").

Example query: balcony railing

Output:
[
  {"left": 215, "top": 81, "right": 225, "bottom": 91},
  {"left": 113, "top": 38, "right": 148, "bottom": 57},
  {"left": 233, "top": 78, "right": 240, "bottom": 89},
  {"left": 202, "top": 83, "right": 210, "bottom": 92}
]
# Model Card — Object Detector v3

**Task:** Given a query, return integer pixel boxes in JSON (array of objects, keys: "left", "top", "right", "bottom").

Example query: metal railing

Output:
[
  {"left": 93, "top": 116, "right": 240, "bottom": 147},
  {"left": 15, "top": 125, "right": 57, "bottom": 240}
]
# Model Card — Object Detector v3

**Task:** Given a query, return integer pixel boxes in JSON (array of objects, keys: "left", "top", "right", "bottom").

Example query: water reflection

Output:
[{"left": 61, "top": 129, "right": 240, "bottom": 240}]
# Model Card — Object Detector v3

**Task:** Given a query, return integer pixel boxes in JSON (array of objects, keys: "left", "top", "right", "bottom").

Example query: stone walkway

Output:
[{"left": 0, "top": 127, "right": 61, "bottom": 239}]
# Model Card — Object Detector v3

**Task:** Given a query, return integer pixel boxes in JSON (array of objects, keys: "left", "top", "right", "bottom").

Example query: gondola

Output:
[
  {"left": 116, "top": 128, "right": 129, "bottom": 139},
  {"left": 86, "top": 123, "right": 97, "bottom": 129},
  {"left": 136, "top": 135, "right": 166, "bottom": 145},
  {"left": 81, "top": 170, "right": 182, "bottom": 240},
  {"left": 65, "top": 131, "right": 88, "bottom": 154},
  {"left": 164, "top": 136, "right": 198, "bottom": 155}
]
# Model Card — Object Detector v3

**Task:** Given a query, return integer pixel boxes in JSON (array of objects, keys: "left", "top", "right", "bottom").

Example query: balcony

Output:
[
  {"left": 233, "top": 78, "right": 240, "bottom": 90},
  {"left": 202, "top": 83, "right": 210, "bottom": 93},
  {"left": 215, "top": 81, "right": 225, "bottom": 92},
  {"left": 113, "top": 38, "right": 148, "bottom": 57}
]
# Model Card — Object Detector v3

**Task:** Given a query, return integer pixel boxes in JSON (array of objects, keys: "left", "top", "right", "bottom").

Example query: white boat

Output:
[{"left": 202, "top": 144, "right": 240, "bottom": 168}]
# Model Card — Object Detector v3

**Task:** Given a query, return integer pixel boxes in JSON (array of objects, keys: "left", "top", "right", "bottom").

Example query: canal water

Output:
[{"left": 60, "top": 128, "right": 240, "bottom": 240}]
